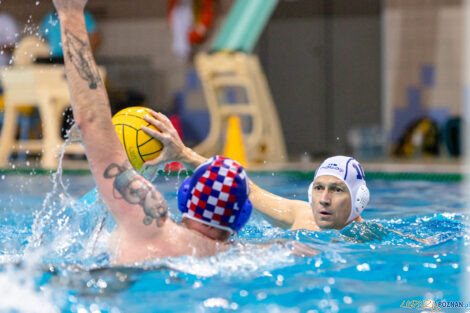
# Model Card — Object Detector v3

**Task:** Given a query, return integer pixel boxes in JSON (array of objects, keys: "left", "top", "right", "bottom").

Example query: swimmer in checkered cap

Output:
[
  {"left": 55, "top": 3, "right": 257, "bottom": 264},
  {"left": 177, "top": 155, "right": 252, "bottom": 240}
]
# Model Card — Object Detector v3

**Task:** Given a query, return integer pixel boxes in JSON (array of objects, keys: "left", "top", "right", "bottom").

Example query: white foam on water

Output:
[
  {"left": 0, "top": 254, "right": 21, "bottom": 264},
  {"left": 0, "top": 250, "right": 60, "bottom": 313},
  {"left": 0, "top": 271, "right": 59, "bottom": 313},
  {"left": 151, "top": 241, "right": 295, "bottom": 277}
]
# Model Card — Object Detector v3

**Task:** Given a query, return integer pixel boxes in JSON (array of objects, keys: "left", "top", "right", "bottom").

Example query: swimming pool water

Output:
[{"left": 0, "top": 171, "right": 467, "bottom": 313}]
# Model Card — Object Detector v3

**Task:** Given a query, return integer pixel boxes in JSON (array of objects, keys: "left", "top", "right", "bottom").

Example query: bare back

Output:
[{"left": 108, "top": 220, "right": 231, "bottom": 264}]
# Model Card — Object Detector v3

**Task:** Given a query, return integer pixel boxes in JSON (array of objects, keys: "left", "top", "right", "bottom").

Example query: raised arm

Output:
[
  {"left": 142, "top": 111, "right": 310, "bottom": 229},
  {"left": 54, "top": 0, "right": 168, "bottom": 236},
  {"left": 247, "top": 180, "right": 311, "bottom": 228}
]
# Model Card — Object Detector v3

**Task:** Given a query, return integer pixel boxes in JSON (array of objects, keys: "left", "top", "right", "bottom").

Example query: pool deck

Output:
[{"left": 0, "top": 156, "right": 463, "bottom": 174}]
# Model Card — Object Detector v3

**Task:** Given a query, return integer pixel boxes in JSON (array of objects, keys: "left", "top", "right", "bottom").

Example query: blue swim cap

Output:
[{"left": 178, "top": 156, "right": 252, "bottom": 233}]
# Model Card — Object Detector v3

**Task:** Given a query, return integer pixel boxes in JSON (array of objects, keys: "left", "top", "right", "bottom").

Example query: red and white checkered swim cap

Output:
[{"left": 178, "top": 156, "right": 252, "bottom": 233}]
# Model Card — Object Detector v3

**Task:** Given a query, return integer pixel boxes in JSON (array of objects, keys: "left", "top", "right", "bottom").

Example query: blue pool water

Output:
[{"left": 0, "top": 171, "right": 467, "bottom": 313}]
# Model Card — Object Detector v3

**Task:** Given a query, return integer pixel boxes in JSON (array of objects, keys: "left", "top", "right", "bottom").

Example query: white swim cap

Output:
[{"left": 308, "top": 156, "right": 369, "bottom": 224}]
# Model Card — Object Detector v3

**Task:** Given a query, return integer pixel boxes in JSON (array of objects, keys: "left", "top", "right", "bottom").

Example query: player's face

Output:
[{"left": 311, "top": 175, "right": 351, "bottom": 230}]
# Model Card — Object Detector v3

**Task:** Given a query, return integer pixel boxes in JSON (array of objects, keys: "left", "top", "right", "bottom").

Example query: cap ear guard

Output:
[
  {"left": 231, "top": 199, "right": 252, "bottom": 232},
  {"left": 177, "top": 177, "right": 191, "bottom": 214},
  {"left": 347, "top": 184, "right": 369, "bottom": 223},
  {"left": 355, "top": 184, "right": 369, "bottom": 213}
]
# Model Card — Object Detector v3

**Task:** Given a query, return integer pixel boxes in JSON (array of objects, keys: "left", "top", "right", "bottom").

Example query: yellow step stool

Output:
[
  {"left": 194, "top": 52, "right": 287, "bottom": 166},
  {"left": 0, "top": 65, "right": 105, "bottom": 169}
]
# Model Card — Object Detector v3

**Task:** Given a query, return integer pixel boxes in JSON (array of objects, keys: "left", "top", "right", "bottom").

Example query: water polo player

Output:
[
  {"left": 53, "top": 0, "right": 253, "bottom": 264},
  {"left": 142, "top": 112, "right": 370, "bottom": 231},
  {"left": 142, "top": 114, "right": 428, "bottom": 244}
]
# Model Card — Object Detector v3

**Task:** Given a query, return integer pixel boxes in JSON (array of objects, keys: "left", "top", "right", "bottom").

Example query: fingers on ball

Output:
[
  {"left": 144, "top": 116, "right": 166, "bottom": 131},
  {"left": 142, "top": 125, "right": 163, "bottom": 139},
  {"left": 156, "top": 113, "right": 173, "bottom": 127}
]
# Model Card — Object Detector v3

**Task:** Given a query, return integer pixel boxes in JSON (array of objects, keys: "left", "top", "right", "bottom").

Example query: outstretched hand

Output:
[
  {"left": 141, "top": 111, "right": 187, "bottom": 167},
  {"left": 53, "top": 0, "right": 87, "bottom": 12}
]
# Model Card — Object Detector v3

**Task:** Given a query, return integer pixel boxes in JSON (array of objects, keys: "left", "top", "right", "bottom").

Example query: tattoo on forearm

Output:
[
  {"left": 63, "top": 28, "right": 101, "bottom": 89},
  {"left": 104, "top": 163, "right": 168, "bottom": 227}
]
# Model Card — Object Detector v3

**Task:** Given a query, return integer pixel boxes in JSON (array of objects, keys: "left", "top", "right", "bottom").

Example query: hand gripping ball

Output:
[{"left": 112, "top": 107, "right": 163, "bottom": 170}]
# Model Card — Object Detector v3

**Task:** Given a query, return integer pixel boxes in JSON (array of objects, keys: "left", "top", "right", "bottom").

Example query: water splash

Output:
[
  {"left": 27, "top": 134, "right": 74, "bottom": 251},
  {"left": 0, "top": 250, "right": 60, "bottom": 313},
  {"left": 25, "top": 124, "right": 110, "bottom": 266}
]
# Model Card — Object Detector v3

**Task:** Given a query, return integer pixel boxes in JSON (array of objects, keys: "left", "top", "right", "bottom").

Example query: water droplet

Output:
[
  {"left": 35, "top": 0, "right": 40, "bottom": 5},
  {"left": 344, "top": 296, "right": 353, "bottom": 304},
  {"left": 356, "top": 263, "right": 370, "bottom": 271},
  {"left": 256, "top": 292, "right": 267, "bottom": 300}
]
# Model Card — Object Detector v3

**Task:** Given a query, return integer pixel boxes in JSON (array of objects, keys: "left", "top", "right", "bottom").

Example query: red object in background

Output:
[
  {"left": 169, "top": 114, "right": 184, "bottom": 140},
  {"left": 164, "top": 161, "right": 184, "bottom": 172},
  {"left": 160, "top": 114, "right": 185, "bottom": 172},
  {"left": 188, "top": 0, "right": 215, "bottom": 44},
  {"left": 167, "top": 0, "right": 215, "bottom": 45}
]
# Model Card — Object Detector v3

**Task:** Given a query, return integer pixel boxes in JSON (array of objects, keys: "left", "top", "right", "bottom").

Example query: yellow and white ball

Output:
[{"left": 112, "top": 106, "right": 163, "bottom": 170}]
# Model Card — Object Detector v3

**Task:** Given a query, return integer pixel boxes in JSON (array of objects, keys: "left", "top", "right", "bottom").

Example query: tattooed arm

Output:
[{"left": 54, "top": 0, "right": 169, "bottom": 235}]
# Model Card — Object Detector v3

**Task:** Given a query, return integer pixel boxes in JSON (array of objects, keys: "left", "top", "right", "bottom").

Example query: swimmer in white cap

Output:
[
  {"left": 307, "top": 156, "right": 369, "bottom": 230},
  {"left": 143, "top": 118, "right": 428, "bottom": 244},
  {"left": 142, "top": 115, "right": 368, "bottom": 231}
]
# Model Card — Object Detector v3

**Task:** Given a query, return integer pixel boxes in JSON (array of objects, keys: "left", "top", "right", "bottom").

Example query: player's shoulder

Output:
[
  {"left": 290, "top": 199, "right": 311, "bottom": 214},
  {"left": 290, "top": 200, "right": 317, "bottom": 230}
]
